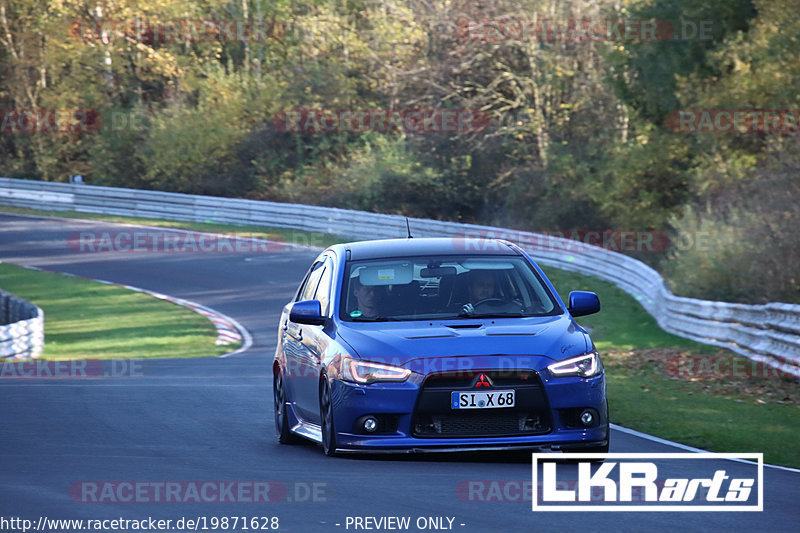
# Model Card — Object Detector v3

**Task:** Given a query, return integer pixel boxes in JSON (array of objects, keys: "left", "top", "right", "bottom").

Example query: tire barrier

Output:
[{"left": 0, "top": 287, "right": 44, "bottom": 359}]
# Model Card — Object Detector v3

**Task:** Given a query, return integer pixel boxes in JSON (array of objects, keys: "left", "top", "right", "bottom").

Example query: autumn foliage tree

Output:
[{"left": 1, "top": 0, "right": 797, "bottom": 302}]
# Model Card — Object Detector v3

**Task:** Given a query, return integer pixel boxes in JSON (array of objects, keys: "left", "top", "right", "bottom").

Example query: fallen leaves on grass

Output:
[{"left": 604, "top": 347, "right": 800, "bottom": 406}]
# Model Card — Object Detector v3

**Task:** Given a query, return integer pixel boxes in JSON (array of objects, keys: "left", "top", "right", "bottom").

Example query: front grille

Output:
[
  {"left": 421, "top": 370, "right": 540, "bottom": 388},
  {"left": 411, "top": 370, "right": 552, "bottom": 438}
]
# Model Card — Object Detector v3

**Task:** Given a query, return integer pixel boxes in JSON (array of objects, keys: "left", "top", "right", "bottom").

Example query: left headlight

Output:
[
  {"left": 547, "top": 350, "right": 602, "bottom": 378},
  {"left": 341, "top": 356, "right": 411, "bottom": 384}
]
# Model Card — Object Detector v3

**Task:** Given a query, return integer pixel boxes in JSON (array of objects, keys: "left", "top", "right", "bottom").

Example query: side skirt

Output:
[{"left": 289, "top": 412, "right": 322, "bottom": 444}]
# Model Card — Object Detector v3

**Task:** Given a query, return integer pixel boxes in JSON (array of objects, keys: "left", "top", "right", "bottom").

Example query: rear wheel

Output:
[
  {"left": 274, "top": 372, "right": 299, "bottom": 444},
  {"left": 320, "top": 378, "right": 337, "bottom": 456}
]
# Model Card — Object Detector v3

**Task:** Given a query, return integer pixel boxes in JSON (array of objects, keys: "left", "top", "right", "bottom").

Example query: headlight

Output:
[
  {"left": 341, "top": 356, "right": 411, "bottom": 384},
  {"left": 547, "top": 350, "right": 602, "bottom": 378}
]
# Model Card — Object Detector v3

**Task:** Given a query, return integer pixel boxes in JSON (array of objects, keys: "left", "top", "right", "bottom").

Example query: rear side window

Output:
[
  {"left": 296, "top": 261, "right": 325, "bottom": 302},
  {"left": 314, "top": 260, "right": 333, "bottom": 315}
]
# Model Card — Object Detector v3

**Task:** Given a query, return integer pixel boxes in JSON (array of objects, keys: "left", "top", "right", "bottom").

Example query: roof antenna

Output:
[{"left": 406, "top": 217, "right": 414, "bottom": 238}]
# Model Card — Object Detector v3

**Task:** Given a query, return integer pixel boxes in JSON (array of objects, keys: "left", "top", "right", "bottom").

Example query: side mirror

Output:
[
  {"left": 290, "top": 300, "right": 326, "bottom": 326},
  {"left": 568, "top": 291, "right": 600, "bottom": 317}
]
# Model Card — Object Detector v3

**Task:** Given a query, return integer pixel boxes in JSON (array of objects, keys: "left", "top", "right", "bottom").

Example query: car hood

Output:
[{"left": 336, "top": 315, "right": 590, "bottom": 368}]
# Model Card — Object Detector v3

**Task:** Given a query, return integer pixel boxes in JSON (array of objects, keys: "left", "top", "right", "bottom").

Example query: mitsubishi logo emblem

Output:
[{"left": 475, "top": 374, "right": 492, "bottom": 388}]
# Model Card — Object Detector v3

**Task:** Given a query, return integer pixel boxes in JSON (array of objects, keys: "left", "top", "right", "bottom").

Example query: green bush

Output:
[{"left": 665, "top": 167, "right": 800, "bottom": 304}]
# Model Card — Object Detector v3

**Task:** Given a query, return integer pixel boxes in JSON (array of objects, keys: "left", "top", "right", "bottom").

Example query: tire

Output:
[
  {"left": 274, "top": 372, "right": 299, "bottom": 444},
  {"left": 320, "top": 377, "right": 337, "bottom": 457}
]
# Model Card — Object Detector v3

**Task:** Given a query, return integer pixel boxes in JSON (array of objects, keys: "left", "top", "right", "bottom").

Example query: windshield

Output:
[{"left": 340, "top": 255, "right": 560, "bottom": 322}]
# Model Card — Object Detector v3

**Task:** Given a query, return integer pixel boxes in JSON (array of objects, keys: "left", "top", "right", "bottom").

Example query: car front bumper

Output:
[{"left": 327, "top": 365, "right": 608, "bottom": 453}]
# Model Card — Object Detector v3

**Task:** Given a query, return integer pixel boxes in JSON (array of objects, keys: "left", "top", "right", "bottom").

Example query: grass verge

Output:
[
  {"left": 0, "top": 262, "right": 235, "bottom": 359},
  {"left": 2, "top": 205, "right": 798, "bottom": 467},
  {"left": 545, "top": 266, "right": 800, "bottom": 468}
]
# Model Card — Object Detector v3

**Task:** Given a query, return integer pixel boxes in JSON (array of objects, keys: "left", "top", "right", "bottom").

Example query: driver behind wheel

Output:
[
  {"left": 462, "top": 270, "right": 500, "bottom": 315},
  {"left": 351, "top": 276, "right": 385, "bottom": 318}
]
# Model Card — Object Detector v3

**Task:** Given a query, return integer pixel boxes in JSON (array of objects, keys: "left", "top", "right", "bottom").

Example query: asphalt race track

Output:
[{"left": 1, "top": 213, "right": 798, "bottom": 532}]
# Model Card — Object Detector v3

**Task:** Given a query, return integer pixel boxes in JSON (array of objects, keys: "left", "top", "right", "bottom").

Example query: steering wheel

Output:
[{"left": 472, "top": 298, "right": 507, "bottom": 308}]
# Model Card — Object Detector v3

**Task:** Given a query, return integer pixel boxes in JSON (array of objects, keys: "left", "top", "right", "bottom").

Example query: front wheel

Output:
[{"left": 320, "top": 377, "right": 337, "bottom": 457}]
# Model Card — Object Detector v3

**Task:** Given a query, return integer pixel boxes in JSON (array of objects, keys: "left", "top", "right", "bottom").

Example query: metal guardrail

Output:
[
  {"left": 1, "top": 177, "right": 798, "bottom": 376},
  {"left": 0, "top": 288, "right": 44, "bottom": 359}
]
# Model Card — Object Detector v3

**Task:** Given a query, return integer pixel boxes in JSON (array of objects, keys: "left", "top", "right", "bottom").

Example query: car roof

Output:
[{"left": 335, "top": 237, "right": 520, "bottom": 260}]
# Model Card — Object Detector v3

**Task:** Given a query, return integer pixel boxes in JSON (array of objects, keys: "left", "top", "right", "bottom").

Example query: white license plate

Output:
[{"left": 451, "top": 390, "right": 515, "bottom": 409}]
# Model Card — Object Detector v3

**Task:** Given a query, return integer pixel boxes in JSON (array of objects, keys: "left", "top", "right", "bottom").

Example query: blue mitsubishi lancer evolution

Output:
[{"left": 273, "top": 237, "right": 608, "bottom": 456}]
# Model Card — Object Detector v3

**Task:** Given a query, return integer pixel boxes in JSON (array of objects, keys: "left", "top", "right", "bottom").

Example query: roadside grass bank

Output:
[
  {"left": 2, "top": 206, "right": 797, "bottom": 467},
  {"left": 0, "top": 262, "right": 234, "bottom": 359},
  {"left": 545, "top": 267, "right": 800, "bottom": 469}
]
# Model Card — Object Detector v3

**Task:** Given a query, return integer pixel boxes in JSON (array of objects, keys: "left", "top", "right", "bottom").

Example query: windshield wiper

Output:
[
  {"left": 458, "top": 312, "right": 529, "bottom": 319},
  {"left": 351, "top": 316, "right": 403, "bottom": 322}
]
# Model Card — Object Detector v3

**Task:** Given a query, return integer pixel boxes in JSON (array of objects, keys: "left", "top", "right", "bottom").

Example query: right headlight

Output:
[
  {"left": 547, "top": 350, "right": 602, "bottom": 378},
  {"left": 341, "top": 355, "right": 411, "bottom": 384}
]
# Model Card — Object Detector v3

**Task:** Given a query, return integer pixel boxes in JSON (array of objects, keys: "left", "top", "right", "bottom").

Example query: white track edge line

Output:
[
  {"left": 611, "top": 423, "right": 800, "bottom": 473},
  {"left": 7, "top": 262, "right": 252, "bottom": 358}
]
